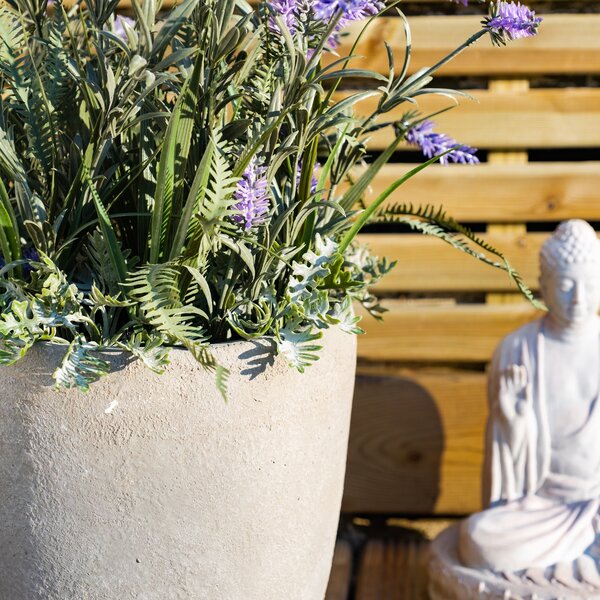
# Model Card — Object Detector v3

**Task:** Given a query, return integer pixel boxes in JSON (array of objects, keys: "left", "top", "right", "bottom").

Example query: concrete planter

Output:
[{"left": 0, "top": 326, "right": 356, "bottom": 600}]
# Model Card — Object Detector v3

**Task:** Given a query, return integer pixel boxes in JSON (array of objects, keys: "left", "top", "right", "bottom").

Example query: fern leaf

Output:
[
  {"left": 124, "top": 264, "right": 208, "bottom": 342},
  {"left": 53, "top": 338, "right": 111, "bottom": 391},
  {"left": 375, "top": 202, "right": 543, "bottom": 308}
]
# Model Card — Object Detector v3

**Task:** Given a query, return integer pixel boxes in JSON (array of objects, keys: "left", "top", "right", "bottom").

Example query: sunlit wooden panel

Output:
[
  {"left": 341, "top": 88, "right": 600, "bottom": 149},
  {"left": 335, "top": 15, "right": 600, "bottom": 76},
  {"left": 356, "top": 302, "right": 541, "bottom": 362},
  {"left": 350, "top": 162, "right": 600, "bottom": 223}
]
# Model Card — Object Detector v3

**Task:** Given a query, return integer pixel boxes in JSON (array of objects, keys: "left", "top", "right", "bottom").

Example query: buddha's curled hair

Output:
[{"left": 540, "top": 220, "right": 600, "bottom": 273}]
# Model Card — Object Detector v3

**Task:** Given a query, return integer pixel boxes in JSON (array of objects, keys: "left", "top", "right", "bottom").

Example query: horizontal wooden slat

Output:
[
  {"left": 343, "top": 371, "right": 487, "bottom": 514},
  {"left": 359, "top": 231, "right": 544, "bottom": 293},
  {"left": 356, "top": 302, "right": 540, "bottom": 362},
  {"left": 352, "top": 162, "right": 600, "bottom": 223},
  {"left": 345, "top": 88, "right": 600, "bottom": 150},
  {"left": 336, "top": 15, "right": 600, "bottom": 76}
]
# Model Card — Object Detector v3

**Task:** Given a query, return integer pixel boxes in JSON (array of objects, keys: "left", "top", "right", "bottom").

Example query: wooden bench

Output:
[{"left": 325, "top": 2, "right": 600, "bottom": 597}]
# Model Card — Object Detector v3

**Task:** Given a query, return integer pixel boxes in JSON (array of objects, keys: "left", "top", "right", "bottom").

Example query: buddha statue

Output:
[{"left": 429, "top": 220, "right": 600, "bottom": 599}]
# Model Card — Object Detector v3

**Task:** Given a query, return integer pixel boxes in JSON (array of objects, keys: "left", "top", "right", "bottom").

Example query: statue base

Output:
[{"left": 429, "top": 523, "right": 600, "bottom": 600}]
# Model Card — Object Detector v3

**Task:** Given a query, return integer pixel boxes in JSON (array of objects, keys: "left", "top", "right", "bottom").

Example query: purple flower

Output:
[
  {"left": 312, "top": 0, "right": 382, "bottom": 24},
  {"left": 268, "top": 0, "right": 305, "bottom": 34},
  {"left": 296, "top": 161, "right": 320, "bottom": 196},
  {"left": 484, "top": 1, "right": 541, "bottom": 44},
  {"left": 112, "top": 15, "right": 134, "bottom": 42},
  {"left": 233, "top": 159, "right": 270, "bottom": 230},
  {"left": 313, "top": 0, "right": 383, "bottom": 47},
  {"left": 269, "top": 0, "right": 383, "bottom": 48},
  {"left": 22, "top": 247, "right": 40, "bottom": 277},
  {"left": 0, "top": 247, "right": 39, "bottom": 277},
  {"left": 406, "top": 121, "right": 479, "bottom": 165}
]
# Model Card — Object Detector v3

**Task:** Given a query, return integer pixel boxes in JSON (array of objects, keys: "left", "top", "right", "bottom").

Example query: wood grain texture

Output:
[
  {"left": 324, "top": 541, "right": 353, "bottom": 600},
  {"left": 334, "top": 15, "right": 600, "bottom": 76},
  {"left": 343, "top": 88, "right": 600, "bottom": 149},
  {"left": 356, "top": 302, "right": 541, "bottom": 362},
  {"left": 352, "top": 162, "right": 600, "bottom": 223},
  {"left": 343, "top": 371, "right": 487, "bottom": 514},
  {"left": 355, "top": 538, "right": 431, "bottom": 600},
  {"left": 358, "top": 231, "right": 544, "bottom": 293}
]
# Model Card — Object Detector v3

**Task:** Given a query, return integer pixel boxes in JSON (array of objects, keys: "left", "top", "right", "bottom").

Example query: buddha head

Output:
[{"left": 539, "top": 220, "right": 600, "bottom": 328}]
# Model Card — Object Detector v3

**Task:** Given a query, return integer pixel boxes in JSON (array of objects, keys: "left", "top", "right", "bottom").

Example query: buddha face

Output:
[{"left": 540, "top": 262, "right": 600, "bottom": 328}]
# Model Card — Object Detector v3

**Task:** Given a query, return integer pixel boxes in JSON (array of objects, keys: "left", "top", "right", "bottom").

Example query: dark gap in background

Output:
[
  {"left": 530, "top": 75, "right": 600, "bottom": 88},
  {"left": 362, "top": 149, "right": 490, "bottom": 164},
  {"left": 360, "top": 221, "right": 489, "bottom": 234},
  {"left": 528, "top": 147, "right": 600, "bottom": 161},
  {"left": 527, "top": 220, "right": 600, "bottom": 233}
]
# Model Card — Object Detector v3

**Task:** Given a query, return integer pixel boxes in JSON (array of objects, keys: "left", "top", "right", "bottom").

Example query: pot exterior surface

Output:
[{"left": 0, "top": 326, "right": 356, "bottom": 600}]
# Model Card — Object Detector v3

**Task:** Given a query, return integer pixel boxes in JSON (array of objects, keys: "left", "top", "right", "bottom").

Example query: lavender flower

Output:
[
  {"left": 313, "top": 0, "right": 383, "bottom": 47},
  {"left": 112, "top": 15, "right": 135, "bottom": 42},
  {"left": 484, "top": 1, "right": 542, "bottom": 44},
  {"left": 233, "top": 159, "right": 270, "bottom": 230},
  {"left": 312, "top": 0, "right": 383, "bottom": 24},
  {"left": 405, "top": 121, "right": 479, "bottom": 165},
  {"left": 268, "top": 0, "right": 304, "bottom": 34},
  {"left": 296, "top": 161, "right": 320, "bottom": 196},
  {"left": 269, "top": 0, "right": 383, "bottom": 49}
]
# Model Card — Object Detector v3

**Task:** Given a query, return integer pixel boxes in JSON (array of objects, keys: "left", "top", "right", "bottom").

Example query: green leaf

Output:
[
  {"left": 122, "top": 332, "right": 171, "bottom": 374},
  {"left": 0, "top": 177, "right": 21, "bottom": 268},
  {"left": 170, "top": 140, "right": 214, "bottom": 260},
  {"left": 277, "top": 322, "right": 323, "bottom": 373},
  {"left": 53, "top": 338, "right": 111, "bottom": 391},
  {"left": 83, "top": 169, "right": 128, "bottom": 285},
  {"left": 338, "top": 128, "right": 406, "bottom": 213},
  {"left": 0, "top": 337, "right": 32, "bottom": 365},
  {"left": 124, "top": 263, "right": 208, "bottom": 342},
  {"left": 151, "top": 0, "right": 201, "bottom": 62},
  {"left": 151, "top": 51, "right": 202, "bottom": 263}
]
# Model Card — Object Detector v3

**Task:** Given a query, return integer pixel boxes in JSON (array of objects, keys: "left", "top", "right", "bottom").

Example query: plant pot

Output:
[{"left": 0, "top": 325, "right": 356, "bottom": 600}]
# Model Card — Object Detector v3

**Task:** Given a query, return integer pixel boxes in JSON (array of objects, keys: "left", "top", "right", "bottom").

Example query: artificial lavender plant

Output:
[{"left": 0, "top": 0, "right": 541, "bottom": 394}]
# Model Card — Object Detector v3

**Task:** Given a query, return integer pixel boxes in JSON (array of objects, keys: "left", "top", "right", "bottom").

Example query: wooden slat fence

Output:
[
  {"left": 335, "top": 15, "right": 600, "bottom": 76},
  {"left": 337, "top": 6, "right": 600, "bottom": 523}
]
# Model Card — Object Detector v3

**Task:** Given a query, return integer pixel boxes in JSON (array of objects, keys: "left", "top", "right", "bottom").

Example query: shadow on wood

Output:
[{"left": 343, "top": 375, "right": 445, "bottom": 515}]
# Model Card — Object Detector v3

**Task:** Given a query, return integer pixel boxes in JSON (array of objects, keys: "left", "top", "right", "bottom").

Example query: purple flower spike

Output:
[
  {"left": 406, "top": 121, "right": 479, "bottom": 165},
  {"left": 312, "top": 0, "right": 382, "bottom": 23},
  {"left": 268, "top": 0, "right": 304, "bottom": 35},
  {"left": 485, "top": 1, "right": 542, "bottom": 44},
  {"left": 112, "top": 15, "right": 135, "bottom": 42},
  {"left": 268, "top": 0, "right": 382, "bottom": 49},
  {"left": 233, "top": 158, "right": 270, "bottom": 230},
  {"left": 313, "top": 0, "right": 383, "bottom": 47}
]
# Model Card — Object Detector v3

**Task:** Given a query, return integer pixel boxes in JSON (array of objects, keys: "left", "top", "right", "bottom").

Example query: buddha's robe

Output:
[{"left": 459, "top": 319, "right": 600, "bottom": 573}]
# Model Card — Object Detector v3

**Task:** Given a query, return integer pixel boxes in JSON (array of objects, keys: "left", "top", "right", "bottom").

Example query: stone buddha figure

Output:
[{"left": 429, "top": 220, "right": 600, "bottom": 599}]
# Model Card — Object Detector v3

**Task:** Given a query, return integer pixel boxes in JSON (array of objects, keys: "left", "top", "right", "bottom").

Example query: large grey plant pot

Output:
[{"left": 0, "top": 326, "right": 356, "bottom": 600}]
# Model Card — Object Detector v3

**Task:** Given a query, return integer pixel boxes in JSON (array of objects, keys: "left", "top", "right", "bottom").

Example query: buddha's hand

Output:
[{"left": 498, "top": 364, "right": 532, "bottom": 422}]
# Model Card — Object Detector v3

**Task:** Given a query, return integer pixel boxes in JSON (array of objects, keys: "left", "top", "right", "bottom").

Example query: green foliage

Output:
[{"left": 0, "top": 0, "right": 536, "bottom": 391}]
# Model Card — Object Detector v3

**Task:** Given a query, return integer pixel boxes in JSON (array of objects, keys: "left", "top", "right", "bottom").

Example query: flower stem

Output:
[{"left": 337, "top": 150, "right": 451, "bottom": 254}]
